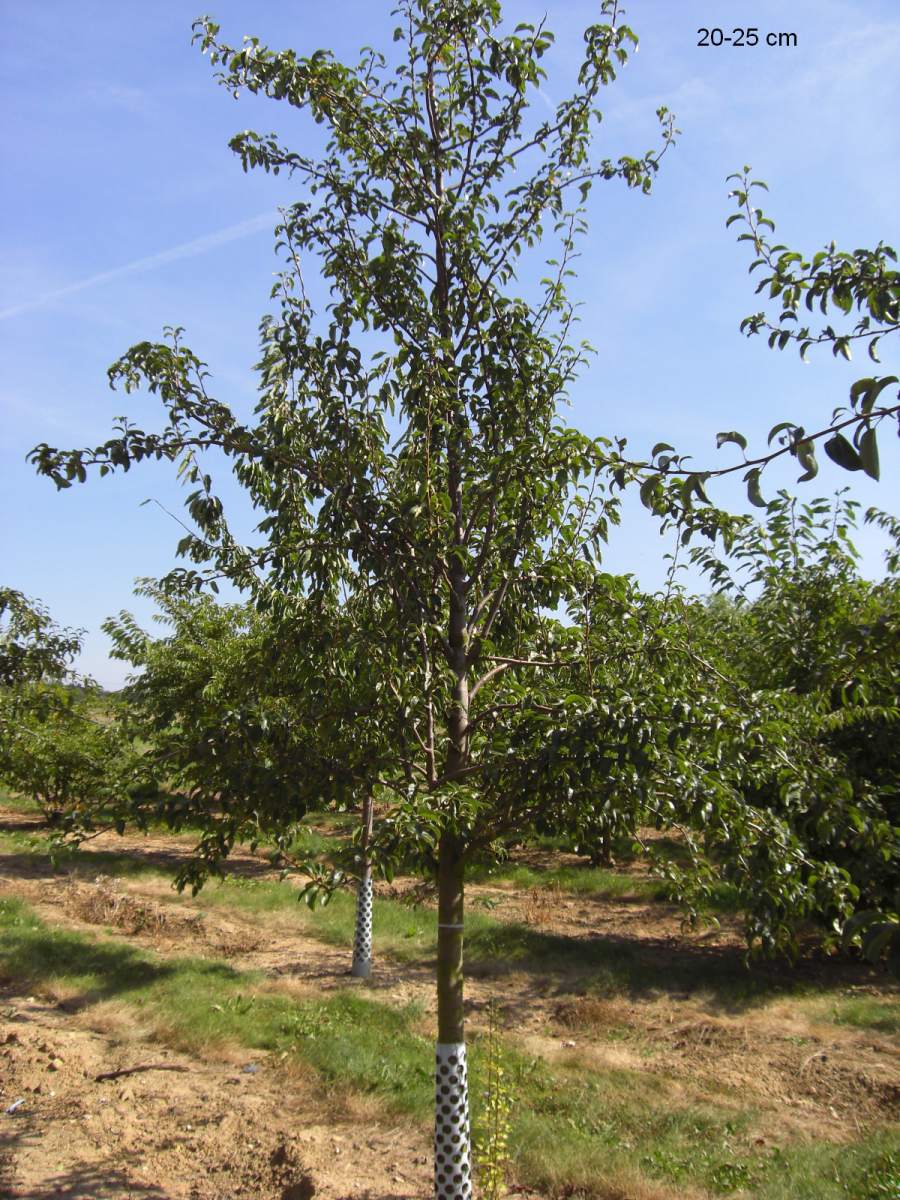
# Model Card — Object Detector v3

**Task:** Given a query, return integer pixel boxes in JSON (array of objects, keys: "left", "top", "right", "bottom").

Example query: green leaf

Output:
[
  {"left": 745, "top": 469, "right": 766, "bottom": 508},
  {"left": 849, "top": 377, "right": 875, "bottom": 403},
  {"left": 767, "top": 421, "right": 796, "bottom": 445},
  {"left": 639, "top": 477, "right": 659, "bottom": 511},
  {"left": 823, "top": 433, "right": 862, "bottom": 472},
  {"left": 858, "top": 427, "right": 880, "bottom": 481},
  {"left": 716, "top": 431, "right": 748, "bottom": 451},
  {"left": 858, "top": 375, "right": 898, "bottom": 415},
  {"left": 690, "top": 474, "right": 710, "bottom": 504}
]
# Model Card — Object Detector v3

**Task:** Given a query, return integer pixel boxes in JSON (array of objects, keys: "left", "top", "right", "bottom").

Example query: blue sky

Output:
[{"left": 2, "top": 0, "right": 898, "bottom": 687}]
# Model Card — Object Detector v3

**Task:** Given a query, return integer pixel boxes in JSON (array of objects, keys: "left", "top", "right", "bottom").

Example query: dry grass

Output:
[
  {"left": 72, "top": 997, "right": 160, "bottom": 1044},
  {"left": 554, "top": 995, "right": 634, "bottom": 1032},
  {"left": 63, "top": 875, "right": 201, "bottom": 939},
  {"left": 512, "top": 1150, "right": 706, "bottom": 1200},
  {"left": 520, "top": 882, "right": 564, "bottom": 926}
]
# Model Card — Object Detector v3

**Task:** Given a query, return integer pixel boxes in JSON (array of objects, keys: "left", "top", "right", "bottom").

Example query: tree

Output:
[
  {"left": 31, "top": 4, "right": 679, "bottom": 1191},
  {"left": 0, "top": 588, "right": 82, "bottom": 688},
  {"left": 0, "top": 684, "right": 138, "bottom": 825},
  {"left": 0, "top": 589, "right": 139, "bottom": 826},
  {"left": 689, "top": 491, "right": 899, "bottom": 925},
  {"left": 104, "top": 582, "right": 398, "bottom": 978}
]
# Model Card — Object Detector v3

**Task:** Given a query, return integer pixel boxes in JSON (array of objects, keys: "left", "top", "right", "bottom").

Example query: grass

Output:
[
  {"left": 209, "top": 874, "right": 779, "bottom": 1004},
  {"left": 4, "top": 826, "right": 897, "bottom": 1022},
  {"left": 0, "top": 827, "right": 180, "bottom": 880},
  {"left": 749, "top": 1140, "right": 900, "bottom": 1200},
  {"left": 1, "top": 896, "right": 896, "bottom": 1199},
  {"left": 806, "top": 994, "right": 900, "bottom": 1037},
  {"left": 0, "top": 894, "right": 431, "bottom": 1114},
  {"left": 0, "top": 788, "right": 47, "bottom": 817},
  {"left": 469, "top": 847, "right": 742, "bottom": 914},
  {"left": 469, "top": 858, "right": 670, "bottom": 900}
]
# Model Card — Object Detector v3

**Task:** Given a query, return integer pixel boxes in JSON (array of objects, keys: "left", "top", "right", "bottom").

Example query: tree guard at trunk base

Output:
[
  {"left": 351, "top": 867, "right": 373, "bottom": 977},
  {"left": 434, "top": 1042, "right": 472, "bottom": 1200}
]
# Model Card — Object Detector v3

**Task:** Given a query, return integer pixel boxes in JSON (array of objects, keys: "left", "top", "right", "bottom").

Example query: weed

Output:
[
  {"left": 474, "top": 1003, "right": 512, "bottom": 1200},
  {"left": 279, "top": 1005, "right": 334, "bottom": 1042},
  {"left": 521, "top": 884, "right": 563, "bottom": 926}
]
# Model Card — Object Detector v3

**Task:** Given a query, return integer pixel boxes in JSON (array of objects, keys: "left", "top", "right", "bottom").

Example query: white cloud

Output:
[
  {"left": 0, "top": 212, "right": 277, "bottom": 322},
  {"left": 792, "top": 20, "right": 900, "bottom": 93}
]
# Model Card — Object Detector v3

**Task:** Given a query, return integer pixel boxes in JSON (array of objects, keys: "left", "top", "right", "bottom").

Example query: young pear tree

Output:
[{"left": 30, "top": 2, "right": 682, "bottom": 1194}]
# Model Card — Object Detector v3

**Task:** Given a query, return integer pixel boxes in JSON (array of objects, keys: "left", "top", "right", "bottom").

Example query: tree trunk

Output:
[
  {"left": 351, "top": 791, "right": 374, "bottom": 978},
  {"left": 590, "top": 826, "right": 614, "bottom": 867},
  {"left": 429, "top": 62, "right": 472, "bottom": 1189},
  {"left": 434, "top": 832, "right": 471, "bottom": 1200}
]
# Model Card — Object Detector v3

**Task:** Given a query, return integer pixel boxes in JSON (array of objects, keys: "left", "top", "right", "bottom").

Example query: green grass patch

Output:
[
  {"left": 0, "top": 827, "right": 49, "bottom": 854},
  {"left": 0, "top": 895, "right": 430, "bottom": 1113},
  {"left": 750, "top": 1138, "right": 900, "bottom": 1200},
  {"left": 808, "top": 994, "right": 900, "bottom": 1036},
  {"left": 469, "top": 849, "right": 742, "bottom": 913},
  {"left": 0, "top": 789, "right": 45, "bottom": 817},
  {"left": 284, "top": 822, "right": 343, "bottom": 860},
  {"left": 469, "top": 859, "right": 669, "bottom": 900},
  {"left": 0, "top": 828, "right": 179, "bottom": 880}
]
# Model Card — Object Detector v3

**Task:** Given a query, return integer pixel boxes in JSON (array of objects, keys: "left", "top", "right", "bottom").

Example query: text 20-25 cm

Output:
[{"left": 697, "top": 28, "right": 798, "bottom": 48}]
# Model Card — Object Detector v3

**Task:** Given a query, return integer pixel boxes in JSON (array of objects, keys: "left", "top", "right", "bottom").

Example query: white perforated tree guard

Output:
[
  {"left": 434, "top": 1042, "right": 472, "bottom": 1200},
  {"left": 351, "top": 867, "right": 373, "bottom": 977}
]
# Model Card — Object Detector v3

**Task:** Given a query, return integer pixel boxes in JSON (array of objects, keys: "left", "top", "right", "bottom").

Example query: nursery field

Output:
[{"left": 0, "top": 800, "right": 897, "bottom": 1200}]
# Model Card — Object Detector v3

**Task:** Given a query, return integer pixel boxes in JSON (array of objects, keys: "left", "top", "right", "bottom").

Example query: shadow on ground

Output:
[{"left": 2, "top": 805, "right": 894, "bottom": 1019}]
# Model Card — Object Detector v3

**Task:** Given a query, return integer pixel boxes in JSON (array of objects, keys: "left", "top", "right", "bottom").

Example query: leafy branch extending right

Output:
[{"left": 629, "top": 169, "right": 898, "bottom": 515}]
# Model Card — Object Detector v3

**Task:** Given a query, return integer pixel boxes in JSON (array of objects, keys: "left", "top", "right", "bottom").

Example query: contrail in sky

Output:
[{"left": 0, "top": 211, "right": 276, "bottom": 322}]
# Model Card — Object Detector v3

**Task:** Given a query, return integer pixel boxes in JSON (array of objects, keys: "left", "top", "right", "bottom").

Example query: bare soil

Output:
[
  {"left": 0, "top": 988, "right": 431, "bottom": 1199},
  {"left": 1, "top": 808, "right": 898, "bottom": 1198}
]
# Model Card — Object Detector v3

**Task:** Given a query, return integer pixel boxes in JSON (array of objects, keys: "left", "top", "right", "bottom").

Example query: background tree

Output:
[
  {"left": 0, "top": 589, "right": 140, "bottom": 826},
  {"left": 0, "top": 686, "right": 138, "bottom": 826},
  {"left": 0, "top": 588, "right": 82, "bottom": 688},
  {"left": 689, "top": 491, "right": 899, "bottom": 927},
  {"left": 105, "top": 582, "right": 399, "bottom": 977}
]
